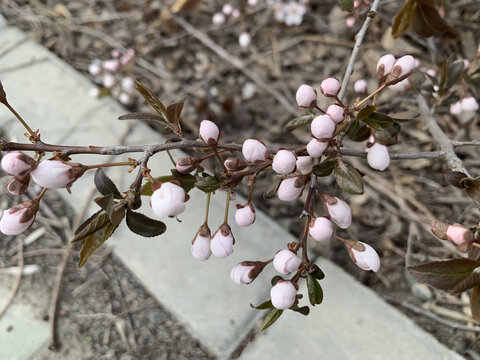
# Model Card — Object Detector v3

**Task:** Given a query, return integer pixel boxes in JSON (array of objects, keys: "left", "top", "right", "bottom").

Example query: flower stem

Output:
[
  {"left": 85, "top": 161, "right": 135, "bottom": 170},
  {"left": 203, "top": 192, "right": 211, "bottom": 225},
  {"left": 354, "top": 84, "right": 387, "bottom": 109},
  {"left": 223, "top": 188, "right": 232, "bottom": 224},
  {"left": 3, "top": 102, "right": 36, "bottom": 139},
  {"left": 212, "top": 146, "right": 230, "bottom": 175},
  {"left": 247, "top": 176, "right": 256, "bottom": 203},
  {"left": 35, "top": 187, "right": 48, "bottom": 201}
]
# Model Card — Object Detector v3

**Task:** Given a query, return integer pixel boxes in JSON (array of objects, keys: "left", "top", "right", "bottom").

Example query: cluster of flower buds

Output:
[
  {"left": 212, "top": 3, "right": 241, "bottom": 25},
  {"left": 271, "top": 0, "right": 308, "bottom": 26},
  {"left": 376, "top": 54, "right": 416, "bottom": 87},
  {"left": 450, "top": 97, "right": 479, "bottom": 116},
  {"left": 88, "top": 48, "right": 136, "bottom": 106},
  {"left": 431, "top": 220, "right": 474, "bottom": 252}
]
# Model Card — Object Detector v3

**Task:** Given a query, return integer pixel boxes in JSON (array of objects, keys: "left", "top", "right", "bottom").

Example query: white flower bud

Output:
[
  {"left": 199, "top": 120, "right": 220, "bottom": 145},
  {"left": 1, "top": 152, "right": 35, "bottom": 177},
  {"left": 348, "top": 241, "right": 380, "bottom": 272},
  {"left": 270, "top": 280, "right": 297, "bottom": 309},
  {"left": 446, "top": 224, "right": 474, "bottom": 246},
  {"left": 191, "top": 225, "right": 212, "bottom": 261},
  {"left": 222, "top": 3, "right": 233, "bottom": 15},
  {"left": 376, "top": 54, "right": 395, "bottom": 80},
  {"left": 311, "top": 114, "right": 336, "bottom": 140},
  {"left": 306, "top": 138, "right": 328, "bottom": 158},
  {"left": 388, "top": 78, "right": 410, "bottom": 93},
  {"left": 102, "top": 73, "right": 116, "bottom": 88},
  {"left": 367, "top": 143, "right": 390, "bottom": 171},
  {"left": 296, "top": 156, "right": 313, "bottom": 174},
  {"left": 273, "top": 249, "right": 302, "bottom": 275},
  {"left": 210, "top": 224, "right": 235, "bottom": 258},
  {"left": 242, "top": 139, "right": 268, "bottom": 163},
  {"left": 212, "top": 12, "right": 226, "bottom": 25},
  {"left": 295, "top": 84, "right": 317, "bottom": 108},
  {"left": 450, "top": 101, "right": 463, "bottom": 115},
  {"left": 224, "top": 158, "right": 248, "bottom": 171},
  {"left": 31, "top": 160, "right": 85, "bottom": 189},
  {"left": 354, "top": 79, "right": 368, "bottom": 94},
  {"left": 461, "top": 97, "right": 479, "bottom": 112},
  {"left": 150, "top": 182, "right": 186, "bottom": 218},
  {"left": 388, "top": 55, "right": 415, "bottom": 82},
  {"left": 120, "top": 77, "right": 135, "bottom": 93},
  {"left": 325, "top": 196, "right": 352, "bottom": 229},
  {"left": 308, "top": 217, "right": 333, "bottom": 242},
  {"left": 230, "top": 263, "right": 256, "bottom": 284},
  {"left": 272, "top": 150, "right": 297, "bottom": 174},
  {"left": 118, "top": 92, "right": 133, "bottom": 105},
  {"left": 326, "top": 104, "right": 345, "bottom": 124},
  {"left": 235, "top": 203, "right": 256, "bottom": 227},
  {"left": 239, "top": 32, "right": 251, "bottom": 48},
  {"left": 426, "top": 68, "right": 437, "bottom": 77},
  {"left": 277, "top": 176, "right": 306, "bottom": 201},
  {"left": 320, "top": 78, "right": 341, "bottom": 97},
  {"left": 102, "top": 59, "right": 120, "bottom": 72},
  {"left": 176, "top": 157, "right": 200, "bottom": 174},
  {"left": 0, "top": 200, "right": 38, "bottom": 235},
  {"left": 88, "top": 63, "right": 102, "bottom": 76}
]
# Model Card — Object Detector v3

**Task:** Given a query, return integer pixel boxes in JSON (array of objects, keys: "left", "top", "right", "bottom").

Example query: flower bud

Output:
[
  {"left": 446, "top": 224, "right": 473, "bottom": 247},
  {"left": 354, "top": 79, "right": 368, "bottom": 94},
  {"left": 325, "top": 195, "right": 352, "bottom": 229},
  {"left": 387, "top": 55, "right": 415, "bottom": 84},
  {"left": 277, "top": 176, "right": 307, "bottom": 201},
  {"left": 461, "top": 97, "right": 479, "bottom": 113},
  {"left": 273, "top": 249, "right": 302, "bottom": 275},
  {"left": 230, "top": 261, "right": 265, "bottom": 285},
  {"left": 450, "top": 101, "right": 463, "bottom": 115},
  {"left": 102, "top": 59, "right": 120, "bottom": 72},
  {"left": 120, "top": 77, "right": 135, "bottom": 93},
  {"left": 232, "top": 8, "right": 241, "bottom": 18},
  {"left": 239, "top": 32, "right": 251, "bottom": 48},
  {"left": 306, "top": 138, "right": 328, "bottom": 158},
  {"left": 222, "top": 3, "right": 233, "bottom": 15},
  {"left": 308, "top": 217, "right": 333, "bottom": 242},
  {"left": 376, "top": 54, "right": 395, "bottom": 80},
  {"left": 311, "top": 114, "right": 336, "bottom": 140},
  {"left": 272, "top": 150, "right": 297, "bottom": 175},
  {"left": 295, "top": 84, "right": 317, "bottom": 108},
  {"left": 150, "top": 182, "right": 186, "bottom": 218},
  {"left": 320, "top": 78, "right": 341, "bottom": 97},
  {"left": 210, "top": 224, "right": 235, "bottom": 258},
  {"left": 88, "top": 63, "right": 102, "bottom": 76},
  {"left": 388, "top": 78, "right": 410, "bottom": 93},
  {"left": 431, "top": 220, "right": 449, "bottom": 240},
  {"left": 367, "top": 143, "right": 390, "bottom": 171},
  {"left": 347, "top": 241, "right": 380, "bottom": 272},
  {"left": 235, "top": 203, "right": 256, "bottom": 227},
  {"left": 0, "top": 199, "right": 38, "bottom": 235},
  {"left": 31, "top": 160, "right": 86, "bottom": 190},
  {"left": 242, "top": 139, "right": 268, "bottom": 163},
  {"left": 102, "top": 73, "right": 116, "bottom": 88},
  {"left": 199, "top": 120, "right": 220, "bottom": 145},
  {"left": 118, "top": 93, "right": 133, "bottom": 106},
  {"left": 191, "top": 224, "right": 212, "bottom": 261},
  {"left": 326, "top": 104, "right": 345, "bottom": 124},
  {"left": 426, "top": 68, "right": 437, "bottom": 77},
  {"left": 212, "top": 12, "right": 226, "bottom": 25},
  {"left": 176, "top": 157, "right": 201, "bottom": 174},
  {"left": 346, "top": 17, "right": 355, "bottom": 28},
  {"left": 224, "top": 158, "right": 248, "bottom": 171},
  {"left": 270, "top": 280, "right": 297, "bottom": 309},
  {"left": 296, "top": 156, "right": 313, "bottom": 174},
  {"left": 7, "top": 175, "right": 30, "bottom": 196},
  {"left": 1, "top": 152, "right": 35, "bottom": 177}
]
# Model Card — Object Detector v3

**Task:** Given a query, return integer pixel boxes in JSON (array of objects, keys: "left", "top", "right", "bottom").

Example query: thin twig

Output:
[{"left": 0, "top": 238, "right": 24, "bottom": 319}]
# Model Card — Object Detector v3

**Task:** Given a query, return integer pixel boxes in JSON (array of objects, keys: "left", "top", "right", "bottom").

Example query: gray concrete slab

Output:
[{"left": 239, "top": 258, "right": 464, "bottom": 360}]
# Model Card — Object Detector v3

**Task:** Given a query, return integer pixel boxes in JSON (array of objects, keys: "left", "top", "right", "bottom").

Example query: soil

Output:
[{"left": 1, "top": 0, "right": 480, "bottom": 359}]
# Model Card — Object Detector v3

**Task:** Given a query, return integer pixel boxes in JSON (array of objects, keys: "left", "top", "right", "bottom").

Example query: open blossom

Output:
[
  {"left": 376, "top": 54, "right": 395, "bottom": 80},
  {"left": 348, "top": 241, "right": 380, "bottom": 272},
  {"left": 461, "top": 97, "right": 479, "bottom": 112},
  {"left": 283, "top": 1, "right": 306, "bottom": 26},
  {"left": 354, "top": 79, "right": 368, "bottom": 94},
  {"left": 320, "top": 78, "right": 341, "bottom": 97},
  {"left": 306, "top": 138, "right": 328, "bottom": 158},
  {"left": 277, "top": 176, "right": 306, "bottom": 201},
  {"left": 0, "top": 200, "right": 38, "bottom": 235},
  {"left": 230, "top": 263, "right": 256, "bottom": 284},
  {"left": 210, "top": 224, "right": 235, "bottom": 258},
  {"left": 309, "top": 217, "right": 333, "bottom": 242},
  {"left": 235, "top": 203, "right": 256, "bottom": 227},
  {"left": 150, "top": 182, "right": 186, "bottom": 218},
  {"left": 311, "top": 114, "right": 336, "bottom": 140},
  {"left": 295, "top": 84, "right": 317, "bottom": 108},
  {"left": 1, "top": 151, "right": 35, "bottom": 177},
  {"left": 270, "top": 280, "right": 297, "bottom": 309},
  {"left": 296, "top": 156, "right": 313, "bottom": 174},
  {"left": 272, "top": 150, "right": 297, "bottom": 174},
  {"left": 191, "top": 224, "right": 212, "bottom": 261},
  {"left": 242, "top": 139, "right": 268, "bottom": 162},
  {"left": 367, "top": 143, "right": 390, "bottom": 171},
  {"left": 326, "top": 104, "right": 345, "bottom": 124},
  {"left": 31, "top": 160, "right": 86, "bottom": 189},
  {"left": 199, "top": 120, "right": 220, "bottom": 145},
  {"left": 239, "top": 32, "right": 251, "bottom": 47},
  {"left": 325, "top": 196, "right": 352, "bottom": 229},
  {"left": 273, "top": 249, "right": 302, "bottom": 275}
]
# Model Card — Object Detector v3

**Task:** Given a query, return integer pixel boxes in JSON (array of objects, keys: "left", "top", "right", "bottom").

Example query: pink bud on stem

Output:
[
  {"left": 0, "top": 199, "right": 39, "bottom": 235},
  {"left": 242, "top": 139, "right": 268, "bottom": 163},
  {"left": 210, "top": 223, "right": 235, "bottom": 258},
  {"left": 273, "top": 249, "right": 302, "bottom": 274},
  {"left": 230, "top": 261, "right": 266, "bottom": 285},
  {"left": 295, "top": 84, "right": 317, "bottom": 108},
  {"left": 191, "top": 224, "right": 212, "bottom": 261},
  {"left": 1, "top": 151, "right": 35, "bottom": 177},
  {"left": 270, "top": 280, "right": 298, "bottom": 309},
  {"left": 346, "top": 240, "right": 380, "bottom": 272},
  {"left": 150, "top": 182, "right": 186, "bottom": 218},
  {"left": 325, "top": 195, "right": 352, "bottom": 229},
  {"left": 235, "top": 203, "right": 256, "bottom": 227},
  {"left": 272, "top": 150, "right": 297, "bottom": 175}
]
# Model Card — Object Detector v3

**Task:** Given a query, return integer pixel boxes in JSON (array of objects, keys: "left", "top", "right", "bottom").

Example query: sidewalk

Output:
[{"left": 0, "top": 15, "right": 464, "bottom": 360}]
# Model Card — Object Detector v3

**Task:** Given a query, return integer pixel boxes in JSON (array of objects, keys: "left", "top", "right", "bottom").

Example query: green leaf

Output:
[
  {"left": 126, "top": 208, "right": 166, "bottom": 237},
  {"left": 118, "top": 112, "right": 164, "bottom": 122},
  {"left": 408, "top": 259, "right": 480, "bottom": 291},
  {"left": 250, "top": 299, "right": 273, "bottom": 310},
  {"left": 309, "top": 264, "right": 325, "bottom": 280},
  {"left": 347, "top": 123, "right": 371, "bottom": 142},
  {"left": 334, "top": 163, "right": 364, "bottom": 195},
  {"left": 135, "top": 81, "right": 167, "bottom": 120},
  {"left": 94, "top": 195, "right": 126, "bottom": 226},
  {"left": 389, "top": 111, "right": 420, "bottom": 122},
  {"left": 72, "top": 211, "right": 110, "bottom": 243},
  {"left": 263, "top": 175, "right": 283, "bottom": 200},
  {"left": 195, "top": 175, "right": 221, "bottom": 193},
  {"left": 471, "top": 286, "right": 480, "bottom": 322},
  {"left": 307, "top": 275, "right": 324, "bottom": 306},
  {"left": 356, "top": 105, "right": 376, "bottom": 121},
  {"left": 412, "top": 3, "right": 449, "bottom": 38},
  {"left": 165, "top": 100, "right": 184, "bottom": 125},
  {"left": 284, "top": 115, "right": 314, "bottom": 132},
  {"left": 290, "top": 306, "right": 310, "bottom": 316},
  {"left": 312, "top": 159, "right": 337, "bottom": 177},
  {"left": 94, "top": 168, "right": 122, "bottom": 199},
  {"left": 271, "top": 275, "right": 284, "bottom": 286},
  {"left": 141, "top": 171, "right": 196, "bottom": 196},
  {"left": 260, "top": 308, "right": 283, "bottom": 331},
  {"left": 392, "top": 0, "right": 416, "bottom": 38},
  {"left": 78, "top": 220, "right": 118, "bottom": 268},
  {"left": 446, "top": 61, "right": 466, "bottom": 89},
  {"left": 339, "top": 0, "right": 354, "bottom": 12},
  {"left": 363, "top": 112, "right": 394, "bottom": 130}
]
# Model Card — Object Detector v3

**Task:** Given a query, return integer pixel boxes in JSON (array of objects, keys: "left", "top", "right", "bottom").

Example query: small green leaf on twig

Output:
[
  {"left": 126, "top": 208, "right": 167, "bottom": 238},
  {"left": 250, "top": 299, "right": 274, "bottom": 310},
  {"left": 334, "top": 163, "right": 364, "bottom": 195},
  {"left": 78, "top": 220, "right": 118, "bottom": 267},
  {"left": 94, "top": 168, "right": 122, "bottom": 199},
  {"left": 307, "top": 275, "right": 323, "bottom": 306},
  {"left": 339, "top": 0, "right": 354, "bottom": 12},
  {"left": 118, "top": 112, "right": 164, "bottom": 122},
  {"left": 260, "top": 308, "right": 283, "bottom": 331},
  {"left": 284, "top": 115, "right": 313, "bottom": 132},
  {"left": 312, "top": 160, "right": 337, "bottom": 177},
  {"left": 195, "top": 175, "right": 221, "bottom": 193},
  {"left": 72, "top": 211, "right": 110, "bottom": 243},
  {"left": 135, "top": 81, "right": 168, "bottom": 120}
]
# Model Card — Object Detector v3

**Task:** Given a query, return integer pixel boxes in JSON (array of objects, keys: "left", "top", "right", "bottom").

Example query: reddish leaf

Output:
[
  {"left": 471, "top": 286, "right": 480, "bottom": 323},
  {"left": 78, "top": 220, "right": 118, "bottom": 267},
  {"left": 412, "top": 3, "right": 449, "bottom": 38},
  {"left": 165, "top": 100, "right": 184, "bottom": 125},
  {"left": 392, "top": 0, "right": 416, "bottom": 38},
  {"left": 451, "top": 270, "right": 480, "bottom": 294}
]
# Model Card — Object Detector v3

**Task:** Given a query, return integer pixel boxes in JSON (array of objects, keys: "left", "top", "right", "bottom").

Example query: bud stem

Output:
[
  {"left": 247, "top": 176, "right": 256, "bottom": 203},
  {"left": 314, "top": 105, "right": 326, "bottom": 114},
  {"left": 212, "top": 146, "right": 231, "bottom": 176},
  {"left": 223, "top": 187, "right": 232, "bottom": 224},
  {"left": 35, "top": 187, "right": 48, "bottom": 201},
  {"left": 85, "top": 160, "right": 136, "bottom": 170},
  {"left": 354, "top": 83, "right": 387, "bottom": 109},
  {"left": 203, "top": 192, "right": 211, "bottom": 225},
  {"left": 2, "top": 101, "right": 36, "bottom": 139}
]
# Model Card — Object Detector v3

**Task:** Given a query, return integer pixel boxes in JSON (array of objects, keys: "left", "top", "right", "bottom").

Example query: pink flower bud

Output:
[
  {"left": 210, "top": 223, "right": 235, "bottom": 258},
  {"left": 222, "top": 3, "right": 233, "bottom": 15},
  {"left": 232, "top": 8, "right": 241, "bottom": 18},
  {"left": 102, "top": 73, "right": 116, "bottom": 88},
  {"left": 325, "top": 196, "right": 352, "bottom": 229},
  {"left": 277, "top": 176, "right": 307, "bottom": 201},
  {"left": 7, "top": 175, "right": 30, "bottom": 196},
  {"left": 120, "top": 77, "right": 135, "bottom": 93},
  {"left": 176, "top": 157, "right": 200, "bottom": 174},
  {"left": 111, "top": 49, "right": 120, "bottom": 58},
  {"left": 414, "top": 59, "right": 422, "bottom": 69},
  {"left": 295, "top": 84, "right": 317, "bottom": 108},
  {"left": 426, "top": 68, "right": 437, "bottom": 77},
  {"left": 242, "top": 139, "right": 268, "bottom": 163},
  {"left": 224, "top": 158, "right": 248, "bottom": 171},
  {"left": 346, "top": 17, "right": 355, "bottom": 28},
  {"left": 270, "top": 280, "right": 297, "bottom": 309},
  {"left": 235, "top": 203, "right": 256, "bottom": 227},
  {"left": 348, "top": 241, "right": 380, "bottom": 272},
  {"left": 273, "top": 249, "right": 302, "bottom": 275},
  {"left": 308, "top": 217, "right": 333, "bottom": 242},
  {"left": 239, "top": 32, "right": 251, "bottom": 48},
  {"left": 212, "top": 12, "right": 226, "bottom": 25},
  {"left": 230, "top": 263, "right": 255, "bottom": 284},
  {"left": 367, "top": 143, "right": 390, "bottom": 171},
  {"left": 150, "top": 182, "right": 186, "bottom": 218},
  {"left": 88, "top": 63, "right": 102, "bottom": 76},
  {"left": 353, "top": 79, "right": 368, "bottom": 94},
  {"left": 306, "top": 138, "right": 328, "bottom": 158},
  {"left": 0, "top": 200, "right": 38, "bottom": 235},
  {"left": 1, "top": 152, "right": 35, "bottom": 177},
  {"left": 199, "top": 120, "right": 220, "bottom": 145},
  {"left": 431, "top": 220, "right": 449, "bottom": 240},
  {"left": 450, "top": 101, "right": 463, "bottom": 115},
  {"left": 376, "top": 54, "right": 395, "bottom": 80},
  {"left": 296, "top": 156, "right": 313, "bottom": 174},
  {"left": 388, "top": 55, "right": 415, "bottom": 83},
  {"left": 388, "top": 78, "right": 410, "bottom": 93},
  {"left": 311, "top": 114, "right": 336, "bottom": 140},
  {"left": 118, "top": 93, "right": 133, "bottom": 106},
  {"left": 248, "top": 0, "right": 258, "bottom": 6},
  {"left": 102, "top": 59, "right": 120, "bottom": 72},
  {"left": 320, "top": 78, "right": 341, "bottom": 97},
  {"left": 31, "top": 160, "right": 85, "bottom": 190},
  {"left": 191, "top": 224, "right": 212, "bottom": 261},
  {"left": 446, "top": 224, "right": 473, "bottom": 246},
  {"left": 461, "top": 97, "right": 479, "bottom": 112},
  {"left": 272, "top": 150, "right": 297, "bottom": 174},
  {"left": 326, "top": 104, "right": 345, "bottom": 124}
]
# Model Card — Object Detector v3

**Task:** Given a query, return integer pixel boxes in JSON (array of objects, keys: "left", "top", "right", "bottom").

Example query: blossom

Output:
[
  {"left": 296, "top": 156, "right": 313, "bottom": 174},
  {"left": 176, "top": 157, "right": 200, "bottom": 174},
  {"left": 311, "top": 114, "right": 336, "bottom": 140},
  {"left": 376, "top": 54, "right": 395, "bottom": 80},
  {"left": 191, "top": 224, "right": 212, "bottom": 261},
  {"left": 354, "top": 79, "right": 368, "bottom": 94},
  {"left": 224, "top": 158, "right": 247, "bottom": 171},
  {"left": 7, "top": 175, "right": 30, "bottom": 196},
  {"left": 348, "top": 241, "right": 380, "bottom": 272},
  {"left": 1, "top": 152, "right": 35, "bottom": 177},
  {"left": 320, "top": 78, "right": 341, "bottom": 97},
  {"left": 306, "top": 138, "right": 328, "bottom": 158},
  {"left": 277, "top": 176, "right": 306, "bottom": 201},
  {"left": 239, "top": 32, "right": 251, "bottom": 48},
  {"left": 283, "top": 1, "right": 306, "bottom": 26},
  {"left": 326, "top": 104, "right": 345, "bottom": 124},
  {"left": 273, "top": 249, "right": 302, "bottom": 274},
  {"left": 446, "top": 224, "right": 474, "bottom": 246},
  {"left": 388, "top": 78, "right": 410, "bottom": 93},
  {"left": 461, "top": 97, "right": 479, "bottom": 112},
  {"left": 450, "top": 101, "right": 462, "bottom": 115},
  {"left": 270, "top": 280, "right": 297, "bottom": 309},
  {"left": 30, "top": 160, "right": 85, "bottom": 190},
  {"left": 212, "top": 12, "right": 226, "bottom": 25},
  {"left": 0, "top": 200, "right": 38, "bottom": 235},
  {"left": 230, "top": 263, "right": 256, "bottom": 284},
  {"left": 325, "top": 196, "right": 352, "bottom": 229}
]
